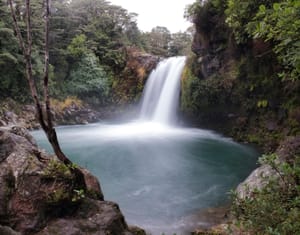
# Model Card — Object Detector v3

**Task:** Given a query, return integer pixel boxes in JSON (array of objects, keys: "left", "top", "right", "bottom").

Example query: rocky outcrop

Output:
[
  {"left": 236, "top": 164, "right": 275, "bottom": 199},
  {"left": 236, "top": 136, "right": 300, "bottom": 199},
  {"left": 0, "top": 100, "right": 38, "bottom": 129},
  {"left": 0, "top": 126, "right": 145, "bottom": 235},
  {"left": 51, "top": 101, "right": 101, "bottom": 126},
  {"left": 112, "top": 47, "right": 159, "bottom": 106},
  {"left": 36, "top": 199, "right": 139, "bottom": 235},
  {"left": 0, "top": 99, "right": 103, "bottom": 130}
]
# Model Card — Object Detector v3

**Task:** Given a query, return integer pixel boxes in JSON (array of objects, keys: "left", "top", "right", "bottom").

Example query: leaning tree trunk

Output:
[
  {"left": 42, "top": 0, "right": 72, "bottom": 165},
  {"left": 8, "top": 0, "right": 73, "bottom": 165}
]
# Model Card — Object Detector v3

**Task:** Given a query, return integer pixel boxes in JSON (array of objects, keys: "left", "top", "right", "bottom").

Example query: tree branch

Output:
[
  {"left": 9, "top": 0, "right": 48, "bottom": 131},
  {"left": 44, "top": 0, "right": 52, "bottom": 129},
  {"left": 8, "top": 0, "right": 72, "bottom": 165}
]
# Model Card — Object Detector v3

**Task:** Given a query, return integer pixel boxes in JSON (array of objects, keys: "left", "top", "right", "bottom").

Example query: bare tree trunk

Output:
[
  {"left": 8, "top": 0, "right": 71, "bottom": 165},
  {"left": 43, "top": 0, "right": 72, "bottom": 165}
]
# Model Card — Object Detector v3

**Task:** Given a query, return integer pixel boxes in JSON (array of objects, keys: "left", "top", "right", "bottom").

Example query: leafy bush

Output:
[
  {"left": 225, "top": 0, "right": 274, "bottom": 44},
  {"left": 43, "top": 159, "right": 74, "bottom": 180},
  {"left": 225, "top": 0, "right": 300, "bottom": 81},
  {"left": 232, "top": 153, "right": 300, "bottom": 234},
  {"left": 65, "top": 53, "right": 112, "bottom": 105},
  {"left": 67, "top": 34, "right": 88, "bottom": 58},
  {"left": 251, "top": 1, "right": 300, "bottom": 81}
]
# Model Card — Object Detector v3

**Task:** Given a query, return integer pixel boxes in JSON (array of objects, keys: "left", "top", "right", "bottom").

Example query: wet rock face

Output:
[
  {"left": 0, "top": 126, "right": 83, "bottom": 233},
  {"left": 112, "top": 47, "right": 159, "bottom": 106},
  {"left": 0, "top": 126, "right": 142, "bottom": 235},
  {"left": 36, "top": 200, "right": 130, "bottom": 235}
]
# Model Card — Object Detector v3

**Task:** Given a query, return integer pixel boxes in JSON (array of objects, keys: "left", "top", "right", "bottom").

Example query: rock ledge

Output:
[{"left": 0, "top": 126, "right": 145, "bottom": 235}]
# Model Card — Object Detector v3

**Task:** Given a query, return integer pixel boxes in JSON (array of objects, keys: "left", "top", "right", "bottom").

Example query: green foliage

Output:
[
  {"left": 225, "top": 0, "right": 274, "bottom": 44},
  {"left": 168, "top": 32, "right": 192, "bottom": 57},
  {"left": 67, "top": 34, "right": 88, "bottom": 58},
  {"left": 1, "top": 0, "right": 148, "bottom": 103},
  {"left": 142, "top": 26, "right": 171, "bottom": 57},
  {"left": 141, "top": 26, "right": 192, "bottom": 57},
  {"left": 0, "top": 0, "right": 47, "bottom": 102},
  {"left": 181, "top": 57, "right": 236, "bottom": 115},
  {"left": 257, "top": 99, "right": 268, "bottom": 108},
  {"left": 43, "top": 159, "right": 76, "bottom": 179},
  {"left": 225, "top": 0, "right": 299, "bottom": 81},
  {"left": 2, "top": 0, "right": 192, "bottom": 105},
  {"left": 180, "top": 64, "right": 200, "bottom": 113},
  {"left": 252, "top": 1, "right": 300, "bottom": 81},
  {"left": 72, "top": 189, "right": 85, "bottom": 202},
  {"left": 47, "top": 188, "right": 70, "bottom": 204},
  {"left": 185, "top": 0, "right": 227, "bottom": 31},
  {"left": 232, "top": 153, "right": 300, "bottom": 234},
  {"left": 43, "top": 159, "right": 86, "bottom": 204},
  {"left": 65, "top": 53, "right": 112, "bottom": 105},
  {"left": 47, "top": 186, "right": 86, "bottom": 205},
  {"left": 68, "top": 0, "right": 136, "bottom": 72}
]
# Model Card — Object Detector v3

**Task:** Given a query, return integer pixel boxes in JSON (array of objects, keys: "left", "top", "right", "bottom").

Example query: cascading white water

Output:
[{"left": 140, "top": 56, "right": 186, "bottom": 124}]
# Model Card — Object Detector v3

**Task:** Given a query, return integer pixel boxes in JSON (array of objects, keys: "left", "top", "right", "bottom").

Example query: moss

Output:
[
  {"left": 47, "top": 188, "right": 70, "bottom": 204},
  {"left": 85, "top": 189, "right": 101, "bottom": 200},
  {"left": 247, "top": 134, "right": 261, "bottom": 144},
  {"left": 42, "top": 159, "right": 74, "bottom": 180}
]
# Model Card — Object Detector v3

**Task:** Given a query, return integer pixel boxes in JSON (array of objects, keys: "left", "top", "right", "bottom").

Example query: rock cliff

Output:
[
  {"left": 0, "top": 126, "right": 145, "bottom": 235},
  {"left": 180, "top": 1, "right": 299, "bottom": 152}
]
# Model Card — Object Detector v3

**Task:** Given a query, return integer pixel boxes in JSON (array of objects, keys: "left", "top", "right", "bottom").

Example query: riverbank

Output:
[{"left": 0, "top": 98, "right": 137, "bottom": 130}]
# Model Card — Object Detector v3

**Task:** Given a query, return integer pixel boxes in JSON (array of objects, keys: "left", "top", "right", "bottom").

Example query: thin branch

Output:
[
  {"left": 42, "top": 0, "right": 72, "bottom": 165},
  {"left": 44, "top": 0, "right": 52, "bottom": 129},
  {"left": 9, "top": 0, "right": 48, "bottom": 131},
  {"left": 8, "top": 0, "right": 74, "bottom": 167},
  {"left": 8, "top": 0, "right": 26, "bottom": 59}
]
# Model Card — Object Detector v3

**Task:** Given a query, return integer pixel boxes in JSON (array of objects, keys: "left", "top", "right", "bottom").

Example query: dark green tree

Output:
[
  {"left": 0, "top": 0, "right": 28, "bottom": 100},
  {"left": 142, "top": 26, "right": 171, "bottom": 57},
  {"left": 168, "top": 32, "right": 192, "bottom": 56}
]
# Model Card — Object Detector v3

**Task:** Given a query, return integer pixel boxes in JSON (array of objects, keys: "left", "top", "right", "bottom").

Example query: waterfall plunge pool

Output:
[
  {"left": 32, "top": 56, "right": 258, "bottom": 234},
  {"left": 32, "top": 121, "right": 258, "bottom": 235}
]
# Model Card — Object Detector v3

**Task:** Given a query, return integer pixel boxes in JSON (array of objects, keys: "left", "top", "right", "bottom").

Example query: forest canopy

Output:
[{"left": 0, "top": 0, "right": 192, "bottom": 104}]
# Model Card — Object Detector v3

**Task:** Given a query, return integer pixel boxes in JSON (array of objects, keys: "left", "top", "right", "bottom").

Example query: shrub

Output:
[
  {"left": 65, "top": 53, "right": 112, "bottom": 105},
  {"left": 232, "top": 153, "right": 300, "bottom": 234}
]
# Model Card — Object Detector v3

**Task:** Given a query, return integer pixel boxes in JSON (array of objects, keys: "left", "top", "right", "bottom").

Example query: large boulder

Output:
[
  {"left": 0, "top": 225, "right": 20, "bottom": 235},
  {"left": 236, "top": 164, "right": 275, "bottom": 199},
  {"left": 0, "top": 126, "right": 143, "bottom": 235},
  {"left": 36, "top": 199, "right": 132, "bottom": 235},
  {"left": 236, "top": 136, "right": 300, "bottom": 199}
]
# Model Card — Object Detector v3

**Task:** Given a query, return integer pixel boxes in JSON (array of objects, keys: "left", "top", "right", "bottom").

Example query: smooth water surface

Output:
[{"left": 32, "top": 121, "right": 258, "bottom": 235}]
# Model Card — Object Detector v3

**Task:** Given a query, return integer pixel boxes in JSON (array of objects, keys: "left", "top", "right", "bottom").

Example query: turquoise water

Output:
[{"left": 32, "top": 121, "right": 258, "bottom": 234}]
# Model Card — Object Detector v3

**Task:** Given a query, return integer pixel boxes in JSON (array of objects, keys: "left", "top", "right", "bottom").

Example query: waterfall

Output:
[{"left": 140, "top": 56, "right": 186, "bottom": 124}]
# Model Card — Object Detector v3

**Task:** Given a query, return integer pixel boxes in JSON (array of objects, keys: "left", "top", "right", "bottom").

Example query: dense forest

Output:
[
  {"left": 0, "top": 0, "right": 192, "bottom": 106},
  {"left": 0, "top": 0, "right": 300, "bottom": 234}
]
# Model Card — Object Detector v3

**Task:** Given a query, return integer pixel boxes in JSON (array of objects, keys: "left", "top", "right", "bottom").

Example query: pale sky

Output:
[{"left": 108, "top": 0, "right": 195, "bottom": 33}]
